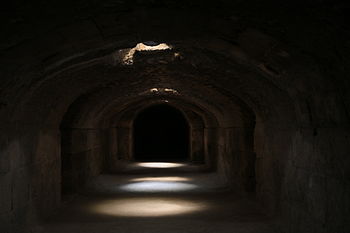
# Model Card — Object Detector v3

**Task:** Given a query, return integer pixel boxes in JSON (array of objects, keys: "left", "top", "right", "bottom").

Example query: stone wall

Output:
[
  {"left": 1, "top": 1, "right": 349, "bottom": 232},
  {"left": 0, "top": 127, "right": 61, "bottom": 232},
  {"left": 217, "top": 127, "right": 256, "bottom": 192},
  {"left": 61, "top": 128, "right": 106, "bottom": 194}
]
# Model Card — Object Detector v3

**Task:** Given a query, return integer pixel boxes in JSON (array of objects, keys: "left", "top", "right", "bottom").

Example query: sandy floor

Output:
[{"left": 34, "top": 162, "right": 277, "bottom": 233}]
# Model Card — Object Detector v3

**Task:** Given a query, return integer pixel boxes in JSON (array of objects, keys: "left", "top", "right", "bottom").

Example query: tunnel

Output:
[
  {"left": 1, "top": 1, "right": 350, "bottom": 233},
  {"left": 133, "top": 104, "right": 190, "bottom": 161}
]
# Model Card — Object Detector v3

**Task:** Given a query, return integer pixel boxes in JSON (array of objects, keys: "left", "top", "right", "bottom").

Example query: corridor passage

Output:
[{"left": 35, "top": 162, "right": 276, "bottom": 233}]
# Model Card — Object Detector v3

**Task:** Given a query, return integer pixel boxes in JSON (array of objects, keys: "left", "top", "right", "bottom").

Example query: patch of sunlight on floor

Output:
[
  {"left": 90, "top": 197, "right": 207, "bottom": 217},
  {"left": 119, "top": 181, "right": 198, "bottom": 192},
  {"left": 136, "top": 162, "right": 186, "bottom": 168},
  {"left": 130, "top": 176, "right": 191, "bottom": 182}
]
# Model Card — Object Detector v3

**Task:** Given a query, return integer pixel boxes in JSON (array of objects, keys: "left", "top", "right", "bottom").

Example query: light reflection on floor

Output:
[
  {"left": 119, "top": 181, "right": 198, "bottom": 192},
  {"left": 130, "top": 176, "right": 191, "bottom": 182},
  {"left": 87, "top": 163, "right": 226, "bottom": 194},
  {"left": 136, "top": 162, "right": 186, "bottom": 168},
  {"left": 39, "top": 163, "right": 275, "bottom": 233},
  {"left": 90, "top": 197, "right": 207, "bottom": 217},
  {"left": 86, "top": 163, "right": 212, "bottom": 217}
]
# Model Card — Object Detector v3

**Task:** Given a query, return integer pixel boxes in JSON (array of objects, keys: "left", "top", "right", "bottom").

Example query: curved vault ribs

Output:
[
  {"left": 105, "top": 97, "right": 215, "bottom": 128},
  {"left": 60, "top": 78, "right": 256, "bottom": 165},
  {"left": 57, "top": 41, "right": 270, "bottom": 195},
  {"left": 48, "top": 39, "right": 297, "bottom": 198},
  {"left": 100, "top": 97, "right": 219, "bottom": 166},
  {"left": 107, "top": 100, "right": 210, "bottom": 166},
  {"left": 12, "top": 34, "right": 303, "bottom": 222},
  {"left": 1, "top": 4, "right": 348, "bottom": 233},
  {"left": 84, "top": 85, "right": 251, "bottom": 128},
  {"left": 56, "top": 46, "right": 290, "bottom": 125},
  {"left": 15, "top": 35, "right": 299, "bottom": 128}
]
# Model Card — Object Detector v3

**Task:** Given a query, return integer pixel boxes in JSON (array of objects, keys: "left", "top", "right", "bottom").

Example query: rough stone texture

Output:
[
  {"left": 0, "top": 173, "right": 12, "bottom": 214},
  {"left": 61, "top": 129, "right": 106, "bottom": 194},
  {"left": 1, "top": 0, "right": 350, "bottom": 232}
]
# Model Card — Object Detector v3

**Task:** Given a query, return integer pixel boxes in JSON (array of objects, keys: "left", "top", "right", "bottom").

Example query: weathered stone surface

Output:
[
  {"left": 0, "top": 173, "right": 12, "bottom": 214},
  {"left": 1, "top": 1, "right": 350, "bottom": 232},
  {"left": 11, "top": 169, "right": 30, "bottom": 211},
  {"left": 0, "top": 149, "right": 11, "bottom": 175},
  {"left": 0, "top": 212, "right": 11, "bottom": 233}
]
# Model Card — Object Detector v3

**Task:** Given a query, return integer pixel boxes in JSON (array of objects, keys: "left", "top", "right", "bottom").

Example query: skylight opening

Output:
[
  {"left": 148, "top": 88, "right": 178, "bottom": 94},
  {"left": 121, "top": 42, "right": 172, "bottom": 65}
]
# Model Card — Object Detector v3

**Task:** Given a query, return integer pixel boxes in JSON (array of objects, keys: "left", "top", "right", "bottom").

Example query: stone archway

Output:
[{"left": 133, "top": 104, "right": 190, "bottom": 161}]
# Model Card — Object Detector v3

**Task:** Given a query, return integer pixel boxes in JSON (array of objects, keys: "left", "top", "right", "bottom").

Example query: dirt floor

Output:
[{"left": 34, "top": 162, "right": 277, "bottom": 233}]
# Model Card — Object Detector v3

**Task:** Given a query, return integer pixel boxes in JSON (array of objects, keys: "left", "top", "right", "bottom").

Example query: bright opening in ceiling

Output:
[
  {"left": 149, "top": 88, "right": 178, "bottom": 94},
  {"left": 120, "top": 42, "right": 172, "bottom": 65}
]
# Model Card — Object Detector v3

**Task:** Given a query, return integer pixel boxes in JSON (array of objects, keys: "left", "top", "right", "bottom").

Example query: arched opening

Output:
[{"left": 133, "top": 104, "right": 190, "bottom": 161}]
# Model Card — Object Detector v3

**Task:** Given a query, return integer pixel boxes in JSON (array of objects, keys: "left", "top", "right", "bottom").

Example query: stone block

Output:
[
  {"left": 0, "top": 173, "right": 12, "bottom": 214},
  {"left": 34, "top": 130, "right": 60, "bottom": 165},
  {"left": 329, "top": 129, "right": 350, "bottom": 180},
  {"left": 0, "top": 212, "right": 12, "bottom": 233},
  {"left": 11, "top": 207, "right": 28, "bottom": 233},
  {"left": 117, "top": 127, "right": 131, "bottom": 159},
  {"left": 5, "top": 141, "right": 22, "bottom": 172},
  {"left": 68, "top": 129, "right": 101, "bottom": 154},
  {"left": 305, "top": 174, "right": 327, "bottom": 222},
  {"left": 12, "top": 169, "right": 30, "bottom": 211},
  {"left": 325, "top": 179, "right": 350, "bottom": 233},
  {"left": 290, "top": 129, "right": 313, "bottom": 168},
  {"left": 0, "top": 151, "right": 11, "bottom": 174},
  {"left": 69, "top": 130, "right": 88, "bottom": 153},
  {"left": 93, "top": 15, "right": 131, "bottom": 38},
  {"left": 58, "top": 20, "right": 101, "bottom": 45},
  {"left": 0, "top": 133, "right": 10, "bottom": 173},
  {"left": 313, "top": 92, "right": 349, "bottom": 126}
]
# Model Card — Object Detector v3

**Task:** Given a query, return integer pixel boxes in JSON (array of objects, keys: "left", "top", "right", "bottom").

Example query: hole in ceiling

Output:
[
  {"left": 143, "top": 41, "right": 160, "bottom": 46},
  {"left": 149, "top": 88, "right": 178, "bottom": 94},
  {"left": 119, "top": 42, "right": 172, "bottom": 65}
]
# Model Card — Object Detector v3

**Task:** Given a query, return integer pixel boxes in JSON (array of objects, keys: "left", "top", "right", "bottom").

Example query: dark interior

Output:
[
  {"left": 133, "top": 104, "right": 189, "bottom": 161},
  {"left": 1, "top": 1, "right": 350, "bottom": 232}
]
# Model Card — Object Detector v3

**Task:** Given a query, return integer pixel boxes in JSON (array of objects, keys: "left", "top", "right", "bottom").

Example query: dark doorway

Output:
[{"left": 133, "top": 104, "right": 189, "bottom": 161}]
